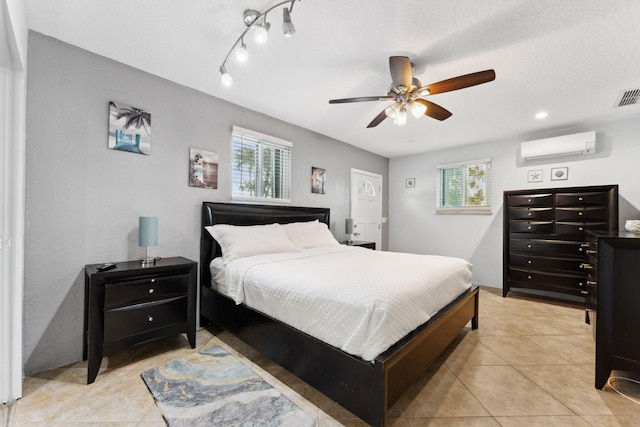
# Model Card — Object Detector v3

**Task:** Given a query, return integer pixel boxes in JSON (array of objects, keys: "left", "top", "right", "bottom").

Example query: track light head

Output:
[
  {"left": 220, "top": 66, "right": 233, "bottom": 87},
  {"left": 254, "top": 20, "right": 271, "bottom": 44},
  {"left": 283, "top": 7, "right": 295, "bottom": 37},
  {"left": 235, "top": 40, "right": 248, "bottom": 62}
]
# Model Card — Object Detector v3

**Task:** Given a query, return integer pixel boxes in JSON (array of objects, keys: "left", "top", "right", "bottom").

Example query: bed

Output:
[{"left": 200, "top": 202, "right": 479, "bottom": 427}]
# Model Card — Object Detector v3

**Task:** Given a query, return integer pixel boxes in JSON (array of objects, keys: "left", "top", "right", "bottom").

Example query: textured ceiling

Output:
[{"left": 24, "top": 0, "right": 640, "bottom": 158}]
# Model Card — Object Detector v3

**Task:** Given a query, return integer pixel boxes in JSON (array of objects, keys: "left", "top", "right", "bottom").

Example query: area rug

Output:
[{"left": 141, "top": 345, "right": 316, "bottom": 426}]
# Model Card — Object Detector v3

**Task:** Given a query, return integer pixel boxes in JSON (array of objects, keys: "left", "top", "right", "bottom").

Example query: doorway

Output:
[{"left": 349, "top": 168, "right": 382, "bottom": 250}]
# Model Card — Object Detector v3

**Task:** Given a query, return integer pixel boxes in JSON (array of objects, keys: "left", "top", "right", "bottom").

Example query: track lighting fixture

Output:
[{"left": 220, "top": 0, "right": 301, "bottom": 87}]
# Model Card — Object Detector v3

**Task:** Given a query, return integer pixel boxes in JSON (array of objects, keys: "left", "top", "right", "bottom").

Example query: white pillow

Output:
[
  {"left": 282, "top": 220, "right": 340, "bottom": 249},
  {"left": 206, "top": 223, "right": 299, "bottom": 264}
]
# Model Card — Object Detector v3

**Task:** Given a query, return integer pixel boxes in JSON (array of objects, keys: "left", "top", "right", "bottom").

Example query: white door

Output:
[{"left": 350, "top": 169, "right": 382, "bottom": 250}]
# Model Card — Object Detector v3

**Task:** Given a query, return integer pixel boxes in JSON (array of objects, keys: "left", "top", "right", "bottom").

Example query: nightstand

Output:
[
  {"left": 83, "top": 256, "right": 197, "bottom": 384},
  {"left": 342, "top": 240, "right": 376, "bottom": 250}
]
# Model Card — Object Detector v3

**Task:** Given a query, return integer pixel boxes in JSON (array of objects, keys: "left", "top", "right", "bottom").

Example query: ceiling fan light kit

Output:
[
  {"left": 220, "top": 0, "right": 301, "bottom": 87},
  {"left": 329, "top": 56, "right": 496, "bottom": 128}
]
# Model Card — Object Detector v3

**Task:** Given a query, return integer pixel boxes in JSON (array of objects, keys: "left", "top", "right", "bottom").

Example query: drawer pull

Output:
[
  {"left": 527, "top": 260, "right": 532, "bottom": 264},
  {"left": 148, "top": 315, "right": 154, "bottom": 322},
  {"left": 528, "top": 212, "right": 532, "bottom": 216},
  {"left": 151, "top": 278, "right": 156, "bottom": 283},
  {"left": 587, "top": 280, "right": 597, "bottom": 286},
  {"left": 527, "top": 275, "right": 532, "bottom": 280},
  {"left": 527, "top": 244, "right": 532, "bottom": 248},
  {"left": 527, "top": 226, "right": 532, "bottom": 230},
  {"left": 578, "top": 197, "right": 584, "bottom": 201},
  {"left": 586, "top": 249, "right": 596, "bottom": 255},
  {"left": 578, "top": 227, "right": 584, "bottom": 231},
  {"left": 579, "top": 212, "right": 583, "bottom": 216},
  {"left": 578, "top": 282, "right": 584, "bottom": 287},
  {"left": 528, "top": 198, "right": 532, "bottom": 202},
  {"left": 149, "top": 288, "right": 155, "bottom": 294},
  {"left": 580, "top": 263, "right": 592, "bottom": 270},
  {"left": 581, "top": 242, "right": 590, "bottom": 248},
  {"left": 581, "top": 290, "right": 588, "bottom": 295}
]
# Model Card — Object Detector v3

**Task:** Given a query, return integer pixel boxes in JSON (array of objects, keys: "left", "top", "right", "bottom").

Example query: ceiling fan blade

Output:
[
  {"left": 329, "top": 96, "right": 394, "bottom": 104},
  {"left": 367, "top": 110, "right": 388, "bottom": 128},
  {"left": 415, "top": 99, "right": 452, "bottom": 121},
  {"left": 389, "top": 56, "right": 412, "bottom": 88},
  {"left": 422, "top": 69, "right": 495, "bottom": 95}
]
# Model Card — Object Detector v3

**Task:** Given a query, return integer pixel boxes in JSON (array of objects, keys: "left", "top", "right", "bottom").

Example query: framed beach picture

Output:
[
  {"left": 189, "top": 148, "right": 218, "bottom": 189},
  {"left": 311, "top": 167, "right": 326, "bottom": 194},
  {"left": 108, "top": 101, "right": 151, "bottom": 155},
  {"left": 551, "top": 167, "right": 568, "bottom": 181}
]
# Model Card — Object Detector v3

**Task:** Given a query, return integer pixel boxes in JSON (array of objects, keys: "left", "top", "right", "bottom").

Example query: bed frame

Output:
[{"left": 200, "top": 202, "right": 479, "bottom": 427}]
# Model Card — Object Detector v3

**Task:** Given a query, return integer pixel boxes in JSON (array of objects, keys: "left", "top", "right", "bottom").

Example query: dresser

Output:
[
  {"left": 584, "top": 231, "right": 640, "bottom": 389},
  {"left": 503, "top": 185, "right": 618, "bottom": 302},
  {"left": 84, "top": 257, "right": 197, "bottom": 384}
]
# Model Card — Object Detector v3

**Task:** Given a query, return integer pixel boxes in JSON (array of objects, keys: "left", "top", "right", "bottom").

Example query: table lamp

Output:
[
  {"left": 345, "top": 218, "right": 354, "bottom": 244},
  {"left": 139, "top": 216, "right": 158, "bottom": 266}
]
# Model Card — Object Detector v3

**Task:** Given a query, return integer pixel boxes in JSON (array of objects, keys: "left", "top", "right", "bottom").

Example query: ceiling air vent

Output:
[{"left": 614, "top": 88, "right": 640, "bottom": 107}]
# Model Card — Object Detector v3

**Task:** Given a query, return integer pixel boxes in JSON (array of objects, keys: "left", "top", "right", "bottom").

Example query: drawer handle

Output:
[
  {"left": 527, "top": 244, "right": 532, "bottom": 248},
  {"left": 151, "top": 278, "right": 156, "bottom": 283},
  {"left": 580, "top": 242, "right": 590, "bottom": 248},
  {"left": 527, "top": 226, "right": 532, "bottom": 230},
  {"left": 528, "top": 198, "right": 532, "bottom": 202},
  {"left": 578, "top": 197, "right": 584, "bottom": 201},
  {"left": 581, "top": 290, "right": 588, "bottom": 295},
  {"left": 578, "top": 212, "right": 583, "bottom": 216},
  {"left": 587, "top": 280, "right": 597, "bottom": 286},
  {"left": 578, "top": 282, "right": 584, "bottom": 287},
  {"left": 527, "top": 275, "right": 532, "bottom": 279},
  {"left": 586, "top": 249, "right": 596, "bottom": 254},
  {"left": 148, "top": 315, "right": 154, "bottom": 322},
  {"left": 580, "top": 263, "right": 592, "bottom": 270},
  {"left": 527, "top": 260, "right": 532, "bottom": 264},
  {"left": 149, "top": 288, "right": 155, "bottom": 294},
  {"left": 578, "top": 227, "right": 584, "bottom": 231}
]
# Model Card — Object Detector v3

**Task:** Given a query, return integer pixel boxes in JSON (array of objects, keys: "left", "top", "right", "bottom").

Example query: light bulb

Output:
[
  {"left": 394, "top": 108, "right": 407, "bottom": 126},
  {"left": 254, "top": 21, "right": 270, "bottom": 44},
  {"left": 384, "top": 105, "right": 396, "bottom": 118},
  {"left": 410, "top": 101, "right": 427, "bottom": 118},
  {"left": 235, "top": 42, "right": 248, "bottom": 62},
  {"left": 220, "top": 66, "right": 233, "bottom": 87}
]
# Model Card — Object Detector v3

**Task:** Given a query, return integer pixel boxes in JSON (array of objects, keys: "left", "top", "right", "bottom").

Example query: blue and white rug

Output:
[{"left": 141, "top": 345, "right": 316, "bottom": 426}]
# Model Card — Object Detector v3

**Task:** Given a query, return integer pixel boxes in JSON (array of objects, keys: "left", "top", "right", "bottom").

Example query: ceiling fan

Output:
[{"left": 329, "top": 56, "right": 495, "bottom": 128}]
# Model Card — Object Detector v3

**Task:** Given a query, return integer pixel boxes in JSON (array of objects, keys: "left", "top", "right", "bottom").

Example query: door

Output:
[{"left": 350, "top": 169, "right": 382, "bottom": 250}]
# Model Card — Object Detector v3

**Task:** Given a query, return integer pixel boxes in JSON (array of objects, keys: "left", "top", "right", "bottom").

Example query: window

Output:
[
  {"left": 436, "top": 158, "right": 491, "bottom": 213},
  {"left": 232, "top": 126, "right": 292, "bottom": 203}
]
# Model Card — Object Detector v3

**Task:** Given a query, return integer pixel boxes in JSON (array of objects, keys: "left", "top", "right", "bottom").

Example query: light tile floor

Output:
[{"left": 4, "top": 287, "right": 640, "bottom": 426}]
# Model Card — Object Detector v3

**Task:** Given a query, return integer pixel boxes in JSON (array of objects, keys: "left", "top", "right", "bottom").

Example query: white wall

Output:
[
  {"left": 24, "top": 32, "right": 389, "bottom": 374},
  {"left": 389, "top": 118, "right": 640, "bottom": 289}
]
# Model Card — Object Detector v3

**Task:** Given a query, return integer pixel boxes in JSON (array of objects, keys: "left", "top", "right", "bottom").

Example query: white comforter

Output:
[{"left": 211, "top": 245, "right": 472, "bottom": 361}]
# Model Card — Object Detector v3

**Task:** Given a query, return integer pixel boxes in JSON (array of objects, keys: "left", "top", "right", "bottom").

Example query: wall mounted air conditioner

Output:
[{"left": 520, "top": 131, "right": 596, "bottom": 162}]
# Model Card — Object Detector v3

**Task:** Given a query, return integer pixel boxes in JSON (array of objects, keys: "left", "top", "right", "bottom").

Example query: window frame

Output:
[
  {"left": 436, "top": 157, "right": 492, "bottom": 214},
  {"left": 231, "top": 126, "right": 292, "bottom": 204}
]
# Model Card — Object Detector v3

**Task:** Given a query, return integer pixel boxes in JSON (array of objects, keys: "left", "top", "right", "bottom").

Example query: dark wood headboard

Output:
[{"left": 200, "top": 202, "right": 330, "bottom": 289}]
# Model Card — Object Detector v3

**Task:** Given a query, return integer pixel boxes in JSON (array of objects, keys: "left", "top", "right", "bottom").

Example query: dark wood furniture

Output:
[
  {"left": 342, "top": 240, "right": 376, "bottom": 249},
  {"left": 200, "top": 202, "right": 479, "bottom": 427},
  {"left": 503, "top": 185, "right": 618, "bottom": 305},
  {"left": 584, "top": 230, "right": 640, "bottom": 389},
  {"left": 84, "top": 257, "right": 197, "bottom": 384}
]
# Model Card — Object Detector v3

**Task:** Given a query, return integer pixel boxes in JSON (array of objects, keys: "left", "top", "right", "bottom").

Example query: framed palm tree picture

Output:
[
  {"left": 189, "top": 148, "right": 218, "bottom": 189},
  {"left": 108, "top": 101, "right": 151, "bottom": 155}
]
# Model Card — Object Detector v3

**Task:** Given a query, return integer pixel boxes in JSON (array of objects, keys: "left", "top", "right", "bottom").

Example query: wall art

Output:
[
  {"left": 551, "top": 166, "right": 568, "bottom": 181},
  {"left": 406, "top": 178, "right": 416, "bottom": 188},
  {"left": 108, "top": 101, "right": 151, "bottom": 155},
  {"left": 527, "top": 169, "right": 543, "bottom": 183},
  {"left": 189, "top": 148, "right": 218, "bottom": 189},
  {"left": 311, "top": 167, "right": 326, "bottom": 194}
]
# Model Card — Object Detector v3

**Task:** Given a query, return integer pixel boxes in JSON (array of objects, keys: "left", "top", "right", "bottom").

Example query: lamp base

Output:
[{"left": 140, "top": 257, "right": 156, "bottom": 266}]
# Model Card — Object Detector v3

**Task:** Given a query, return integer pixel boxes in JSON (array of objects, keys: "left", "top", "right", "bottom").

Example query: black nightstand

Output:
[
  {"left": 342, "top": 240, "right": 376, "bottom": 250},
  {"left": 83, "top": 256, "right": 197, "bottom": 384}
]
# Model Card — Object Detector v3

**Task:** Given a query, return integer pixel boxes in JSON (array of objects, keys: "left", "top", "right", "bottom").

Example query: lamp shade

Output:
[
  {"left": 345, "top": 218, "right": 354, "bottom": 234},
  {"left": 139, "top": 217, "right": 158, "bottom": 247}
]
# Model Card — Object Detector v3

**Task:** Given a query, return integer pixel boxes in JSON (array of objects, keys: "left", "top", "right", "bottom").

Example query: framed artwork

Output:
[
  {"left": 406, "top": 178, "right": 416, "bottom": 188},
  {"left": 527, "top": 169, "right": 543, "bottom": 183},
  {"left": 108, "top": 101, "right": 151, "bottom": 155},
  {"left": 189, "top": 148, "right": 218, "bottom": 189},
  {"left": 551, "top": 167, "right": 569, "bottom": 181},
  {"left": 311, "top": 167, "right": 326, "bottom": 194}
]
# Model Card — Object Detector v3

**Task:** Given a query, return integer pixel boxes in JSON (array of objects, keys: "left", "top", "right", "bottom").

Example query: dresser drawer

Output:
[
  {"left": 509, "top": 221, "right": 554, "bottom": 233},
  {"left": 509, "top": 253, "right": 583, "bottom": 273},
  {"left": 510, "top": 238, "right": 585, "bottom": 256},
  {"left": 556, "top": 222, "right": 608, "bottom": 235},
  {"left": 105, "top": 273, "right": 189, "bottom": 309},
  {"left": 508, "top": 194, "right": 553, "bottom": 207},
  {"left": 555, "top": 192, "right": 609, "bottom": 206},
  {"left": 509, "top": 267, "right": 586, "bottom": 290},
  {"left": 555, "top": 207, "right": 609, "bottom": 221},
  {"left": 508, "top": 207, "right": 553, "bottom": 221},
  {"left": 104, "top": 296, "right": 187, "bottom": 342}
]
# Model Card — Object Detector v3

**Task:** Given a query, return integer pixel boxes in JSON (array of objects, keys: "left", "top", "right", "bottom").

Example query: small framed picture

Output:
[
  {"left": 527, "top": 169, "right": 543, "bottom": 183},
  {"left": 551, "top": 167, "right": 568, "bottom": 181},
  {"left": 311, "top": 167, "right": 326, "bottom": 194},
  {"left": 406, "top": 178, "right": 415, "bottom": 188}
]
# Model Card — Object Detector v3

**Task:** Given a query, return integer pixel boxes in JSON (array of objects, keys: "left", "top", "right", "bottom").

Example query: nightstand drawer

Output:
[
  {"left": 104, "top": 296, "right": 187, "bottom": 342},
  {"left": 104, "top": 273, "right": 188, "bottom": 308}
]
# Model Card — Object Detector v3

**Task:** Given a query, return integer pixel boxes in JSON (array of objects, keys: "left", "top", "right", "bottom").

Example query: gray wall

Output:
[
  {"left": 24, "top": 32, "right": 389, "bottom": 374},
  {"left": 389, "top": 118, "right": 640, "bottom": 289}
]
